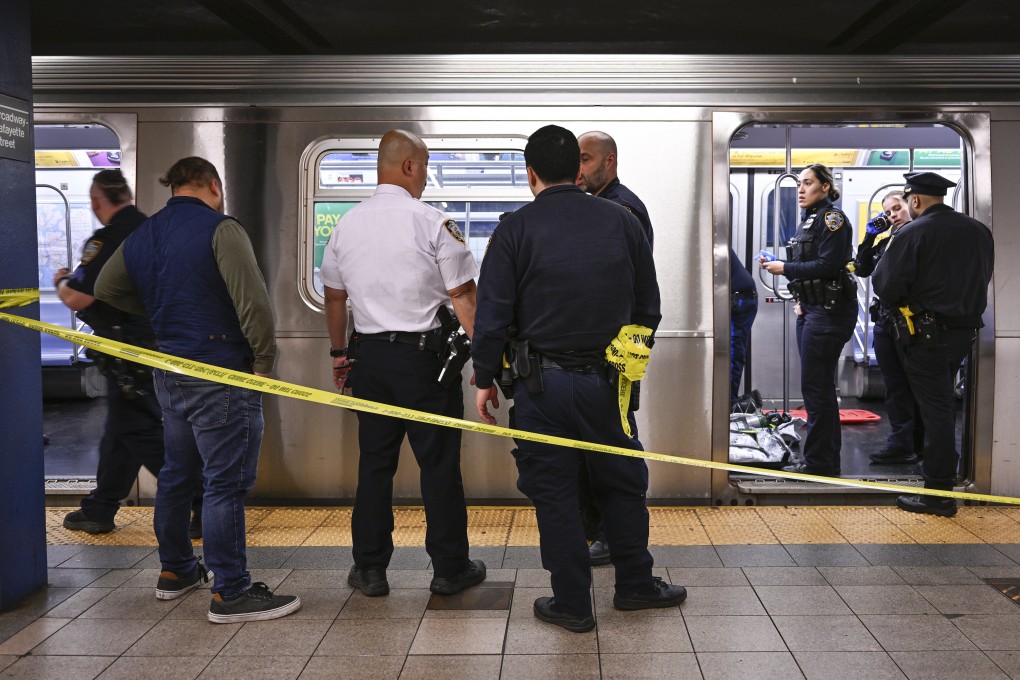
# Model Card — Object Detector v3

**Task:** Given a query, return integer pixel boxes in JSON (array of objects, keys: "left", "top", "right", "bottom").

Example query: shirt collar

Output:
[
  {"left": 375, "top": 184, "right": 414, "bottom": 200},
  {"left": 537, "top": 184, "right": 584, "bottom": 199}
]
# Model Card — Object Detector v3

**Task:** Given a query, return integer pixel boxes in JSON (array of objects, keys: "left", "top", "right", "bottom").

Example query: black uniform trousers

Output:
[
  {"left": 511, "top": 366, "right": 654, "bottom": 618},
  {"left": 80, "top": 372, "right": 165, "bottom": 523},
  {"left": 796, "top": 301, "right": 856, "bottom": 475},
  {"left": 872, "top": 320, "right": 925, "bottom": 456},
  {"left": 730, "top": 292, "right": 759, "bottom": 404},
  {"left": 350, "top": 341, "right": 470, "bottom": 578},
  {"left": 900, "top": 328, "right": 976, "bottom": 491},
  {"left": 578, "top": 408, "right": 638, "bottom": 542}
]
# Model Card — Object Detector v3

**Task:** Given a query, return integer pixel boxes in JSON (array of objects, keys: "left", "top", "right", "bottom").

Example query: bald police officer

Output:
[
  {"left": 321, "top": 129, "right": 486, "bottom": 597},
  {"left": 874, "top": 172, "right": 993, "bottom": 517},
  {"left": 576, "top": 131, "right": 654, "bottom": 566}
]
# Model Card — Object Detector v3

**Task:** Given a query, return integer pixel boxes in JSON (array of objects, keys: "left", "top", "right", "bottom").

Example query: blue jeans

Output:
[{"left": 153, "top": 369, "right": 263, "bottom": 599}]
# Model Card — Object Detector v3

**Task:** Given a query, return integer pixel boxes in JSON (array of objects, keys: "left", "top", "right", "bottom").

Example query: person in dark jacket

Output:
[
  {"left": 54, "top": 169, "right": 165, "bottom": 535},
  {"left": 874, "top": 171, "right": 994, "bottom": 517},
  {"left": 473, "top": 125, "right": 686, "bottom": 634},
  {"left": 760, "top": 164, "right": 856, "bottom": 476},
  {"left": 575, "top": 130, "right": 655, "bottom": 566},
  {"left": 852, "top": 191, "right": 924, "bottom": 466}
]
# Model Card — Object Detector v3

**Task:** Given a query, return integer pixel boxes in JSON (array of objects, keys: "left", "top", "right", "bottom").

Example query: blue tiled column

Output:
[{"left": 0, "top": 0, "right": 46, "bottom": 610}]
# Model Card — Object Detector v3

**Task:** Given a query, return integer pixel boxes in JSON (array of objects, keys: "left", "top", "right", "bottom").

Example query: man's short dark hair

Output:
[
  {"left": 92, "top": 169, "right": 133, "bottom": 204},
  {"left": 524, "top": 125, "right": 580, "bottom": 185},
  {"left": 159, "top": 156, "right": 221, "bottom": 191}
]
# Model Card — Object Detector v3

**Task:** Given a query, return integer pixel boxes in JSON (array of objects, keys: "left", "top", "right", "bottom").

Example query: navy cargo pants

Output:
[
  {"left": 511, "top": 366, "right": 655, "bottom": 618},
  {"left": 796, "top": 301, "right": 856, "bottom": 474}
]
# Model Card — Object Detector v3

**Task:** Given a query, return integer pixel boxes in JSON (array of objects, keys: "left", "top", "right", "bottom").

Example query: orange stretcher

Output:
[{"left": 787, "top": 409, "right": 881, "bottom": 424}]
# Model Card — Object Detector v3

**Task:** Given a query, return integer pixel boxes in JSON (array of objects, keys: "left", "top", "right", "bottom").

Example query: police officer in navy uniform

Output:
[
  {"left": 54, "top": 169, "right": 165, "bottom": 535},
  {"left": 874, "top": 172, "right": 993, "bottom": 517},
  {"left": 761, "top": 164, "right": 856, "bottom": 476},
  {"left": 473, "top": 125, "right": 686, "bottom": 634},
  {"left": 321, "top": 129, "right": 486, "bottom": 598},
  {"left": 852, "top": 191, "right": 925, "bottom": 465},
  {"left": 576, "top": 130, "right": 654, "bottom": 566},
  {"left": 730, "top": 248, "right": 759, "bottom": 407}
]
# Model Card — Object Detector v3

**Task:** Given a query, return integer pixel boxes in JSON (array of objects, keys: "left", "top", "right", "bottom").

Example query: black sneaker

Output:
[
  {"left": 189, "top": 513, "right": 202, "bottom": 540},
  {"left": 589, "top": 540, "right": 611, "bottom": 567},
  {"left": 430, "top": 559, "right": 486, "bottom": 595},
  {"left": 62, "top": 510, "right": 114, "bottom": 535},
  {"left": 155, "top": 560, "right": 212, "bottom": 600},
  {"left": 896, "top": 494, "right": 958, "bottom": 518},
  {"left": 348, "top": 566, "right": 389, "bottom": 597},
  {"left": 533, "top": 596, "right": 595, "bottom": 633},
  {"left": 613, "top": 577, "right": 688, "bottom": 611},
  {"left": 870, "top": 448, "right": 919, "bottom": 465},
  {"left": 207, "top": 582, "right": 301, "bottom": 623}
]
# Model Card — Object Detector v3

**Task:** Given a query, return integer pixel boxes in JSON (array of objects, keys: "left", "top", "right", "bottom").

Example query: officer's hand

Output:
[
  {"left": 254, "top": 371, "right": 271, "bottom": 378},
  {"left": 794, "top": 302, "right": 803, "bottom": 316},
  {"left": 52, "top": 267, "right": 71, "bottom": 287},
  {"left": 762, "top": 260, "right": 785, "bottom": 275},
  {"left": 866, "top": 216, "right": 892, "bottom": 236},
  {"left": 476, "top": 386, "right": 499, "bottom": 425},
  {"left": 332, "top": 356, "right": 351, "bottom": 390}
]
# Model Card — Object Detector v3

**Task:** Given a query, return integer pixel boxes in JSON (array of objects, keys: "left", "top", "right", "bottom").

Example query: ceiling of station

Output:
[{"left": 29, "top": 0, "right": 1020, "bottom": 56}]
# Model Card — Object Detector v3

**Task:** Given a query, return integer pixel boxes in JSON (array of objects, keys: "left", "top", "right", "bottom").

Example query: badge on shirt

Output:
[
  {"left": 80, "top": 239, "right": 103, "bottom": 265},
  {"left": 443, "top": 219, "right": 466, "bottom": 245},
  {"left": 823, "top": 211, "right": 845, "bottom": 232}
]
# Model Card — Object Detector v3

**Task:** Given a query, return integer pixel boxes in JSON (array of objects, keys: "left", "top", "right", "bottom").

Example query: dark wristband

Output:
[{"left": 329, "top": 347, "right": 348, "bottom": 358}]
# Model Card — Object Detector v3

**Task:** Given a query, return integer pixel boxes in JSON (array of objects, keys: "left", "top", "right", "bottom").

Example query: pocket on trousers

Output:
[{"left": 175, "top": 379, "right": 230, "bottom": 428}]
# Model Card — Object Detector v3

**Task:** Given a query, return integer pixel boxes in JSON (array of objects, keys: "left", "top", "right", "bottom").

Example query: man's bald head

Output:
[
  {"left": 577, "top": 131, "right": 619, "bottom": 195},
  {"left": 378, "top": 129, "right": 430, "bottom": 199}
]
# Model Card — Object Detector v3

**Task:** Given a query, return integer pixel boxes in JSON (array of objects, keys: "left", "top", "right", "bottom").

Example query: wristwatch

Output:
[{"left": 329, "top": 347, "right": 348, "bottom": 358}]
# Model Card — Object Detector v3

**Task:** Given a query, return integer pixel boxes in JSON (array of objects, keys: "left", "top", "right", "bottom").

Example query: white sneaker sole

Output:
[
  {"left": 155, "top": 569, "right": 213, "bottom": 600},
  {"left": 207, "top": 595, "right": 302, "bottom": 623}
]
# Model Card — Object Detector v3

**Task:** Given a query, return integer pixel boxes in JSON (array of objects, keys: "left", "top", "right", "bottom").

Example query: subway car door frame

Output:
[{"left": 711, "top": 110, "right": 993, "bottom": 504}]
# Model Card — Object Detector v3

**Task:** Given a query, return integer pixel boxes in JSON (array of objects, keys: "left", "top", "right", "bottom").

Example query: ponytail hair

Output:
[{"left": 805, "top": 163, "right": 840, "bottom": 201}]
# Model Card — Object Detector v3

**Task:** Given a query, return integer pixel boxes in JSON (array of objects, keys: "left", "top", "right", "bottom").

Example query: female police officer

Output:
[
  {"left": 853, "top": 191, "right": 924, "bottom": 466},
  {"left": 760, "top": 164, "right": 856, "bottom": 476}
]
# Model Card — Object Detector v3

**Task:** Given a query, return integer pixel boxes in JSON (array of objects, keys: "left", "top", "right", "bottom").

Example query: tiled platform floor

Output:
[{"left": 4, "top": 506, "right": 1020, "bottom": 679}]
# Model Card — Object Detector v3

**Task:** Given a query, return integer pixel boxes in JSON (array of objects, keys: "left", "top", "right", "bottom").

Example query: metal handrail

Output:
[{"left": 36, "top": 183, "right": 82, "bottom": 365}]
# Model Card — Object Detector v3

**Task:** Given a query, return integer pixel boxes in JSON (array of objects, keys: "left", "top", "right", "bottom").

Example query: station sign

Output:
[{"left": 0, "top": 93, "right": 32, "bottom": 163}]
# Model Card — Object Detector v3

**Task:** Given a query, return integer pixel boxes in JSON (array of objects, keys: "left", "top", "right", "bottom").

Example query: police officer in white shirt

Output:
[{"left": 321, "top": 129, "right": 486, "bottom": 598}]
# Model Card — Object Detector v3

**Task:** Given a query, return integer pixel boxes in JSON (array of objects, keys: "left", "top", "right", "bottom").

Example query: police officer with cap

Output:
[
  {"left": 321, "top": 129, "right": 486, "bottom": 598},
  {"left": 874, "top": 171, "right": 993, "bottom": 517},
  {"left": 760, "top": 163, "right": 857, "bottom": 476},
  {"left": 473, "top": 125, "right": 686, "bottom": 634}
]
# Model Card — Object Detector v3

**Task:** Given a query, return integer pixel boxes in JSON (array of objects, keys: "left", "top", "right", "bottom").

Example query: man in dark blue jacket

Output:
[
  {"left": 96, "top": 157, "right": 299, "bottom": 623},
  {"left": 473, "top": 125, "right": 686, "bottom": 633}
]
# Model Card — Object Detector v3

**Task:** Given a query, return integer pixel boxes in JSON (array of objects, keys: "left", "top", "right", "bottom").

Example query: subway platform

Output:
[{"left": 3, "top": 506, "right": 1020, "bottom": 679}]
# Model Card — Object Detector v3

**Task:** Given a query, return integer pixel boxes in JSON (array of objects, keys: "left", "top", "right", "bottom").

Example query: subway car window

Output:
[
  {"left": 308, "top": 147, "right": 530, "bottom": 301},
  {"left": 34, "top": 123, "right": 121, "bottom": 370}
]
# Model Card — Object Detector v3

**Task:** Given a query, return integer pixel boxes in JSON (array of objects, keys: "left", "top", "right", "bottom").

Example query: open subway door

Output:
[{"left": 713, "top": 114, "right": 986, "bottom": 503}]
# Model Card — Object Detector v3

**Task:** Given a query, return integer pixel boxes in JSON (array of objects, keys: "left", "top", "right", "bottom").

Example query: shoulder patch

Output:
[
  {"left": 824, "top": 211, "right": 845, "bottom": 232},
  {"left": 443, "top": 218, "right": 466, "bottom": 245},
  {"left": 80, "top": 239, "right": 103, "bottom": 265}
]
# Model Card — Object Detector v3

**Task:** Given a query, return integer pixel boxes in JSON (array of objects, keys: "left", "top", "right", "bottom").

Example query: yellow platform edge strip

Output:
[{"left": 4, "top": 288, "right": 1015, "bottom": 506}]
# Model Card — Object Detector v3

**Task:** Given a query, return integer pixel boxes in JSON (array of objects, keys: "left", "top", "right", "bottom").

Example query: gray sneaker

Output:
[
  {"left": 207, "top": 582, "right": 301, "bottom": 623},
  {"left": 155, "top": 560, "right": 212, "bottom": 600}
]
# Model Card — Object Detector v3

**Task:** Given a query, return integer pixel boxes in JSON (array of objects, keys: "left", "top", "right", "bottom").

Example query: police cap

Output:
[{"left": 902, "top": 171, "right": 957, "bottom": 197}]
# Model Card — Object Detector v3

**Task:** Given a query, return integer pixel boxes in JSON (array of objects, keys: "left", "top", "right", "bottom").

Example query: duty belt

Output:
[{"left": 357, "top": 329, "right": 445, "bottom": 354}]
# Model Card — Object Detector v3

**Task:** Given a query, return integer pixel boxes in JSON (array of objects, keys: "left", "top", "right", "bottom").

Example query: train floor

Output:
[{"left": 3, "top": 506, "right": 1020, "bottom": 679}]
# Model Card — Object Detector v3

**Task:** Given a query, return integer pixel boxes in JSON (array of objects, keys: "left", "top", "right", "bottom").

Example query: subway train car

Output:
[{"left": 28, "top": 55, "right": 1016, "bottom": 506}]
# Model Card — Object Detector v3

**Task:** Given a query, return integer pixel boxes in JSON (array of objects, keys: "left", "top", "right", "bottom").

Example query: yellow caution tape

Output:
[
  {"left": 2, "top": 288, "right": 1019, "bottom": 506},
  {"left": 900, "top": 305, "right": 916, "bottom": 335},
  {"left": 0, "top": 287, "right": 40, "bottom": 310},
  {"left": 605, "top": 324, "right": 653, "bottom": 438}
]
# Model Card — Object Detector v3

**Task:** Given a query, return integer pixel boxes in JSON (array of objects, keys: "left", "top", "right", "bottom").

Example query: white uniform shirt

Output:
[{"left": 320, "top": 184, "right": 478, "bottom": 334}]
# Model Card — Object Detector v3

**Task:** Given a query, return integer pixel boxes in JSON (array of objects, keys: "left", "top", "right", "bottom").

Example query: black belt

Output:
[
  {"left": 539, "top": 356, "right": 608, "bottom": 374},
  {"left": 358, "top": 329, "right": 444, "bottom": 353}
]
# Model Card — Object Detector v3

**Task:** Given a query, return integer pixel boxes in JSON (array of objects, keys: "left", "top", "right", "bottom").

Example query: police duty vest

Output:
[{"left": 122, "top": 196, "right": 254, "bottom": 372}]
